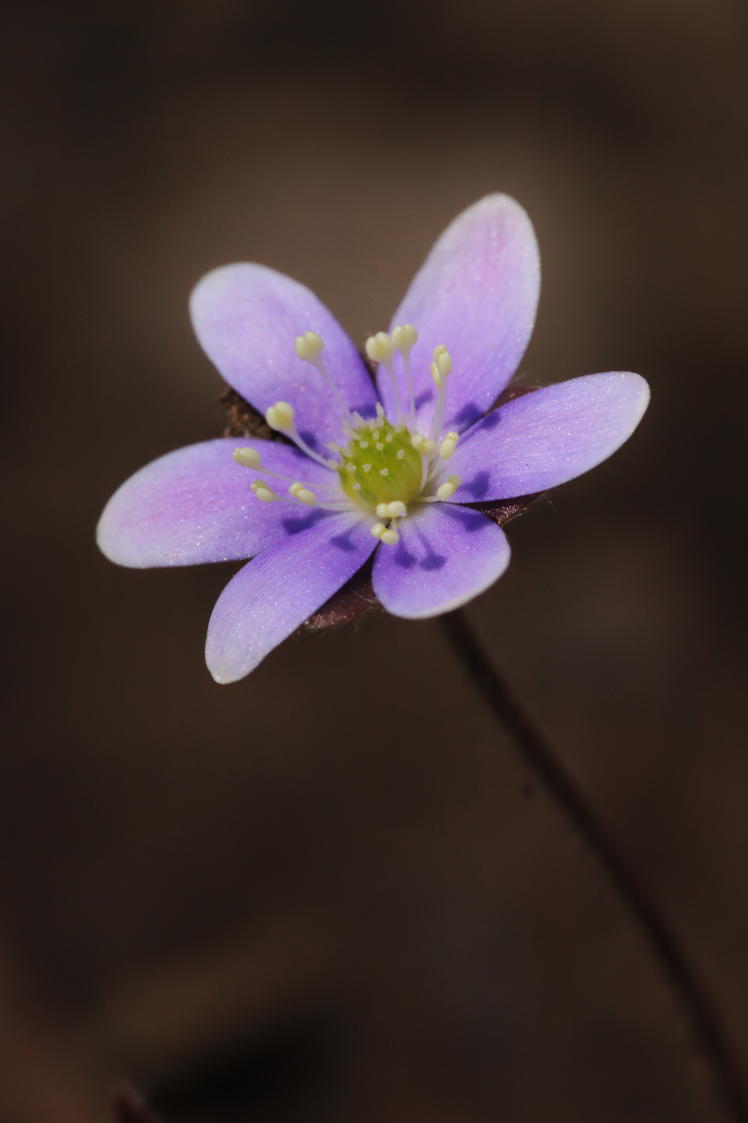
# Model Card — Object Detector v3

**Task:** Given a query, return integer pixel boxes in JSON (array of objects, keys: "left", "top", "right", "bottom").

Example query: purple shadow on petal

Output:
[
  {"left": 414, "top": 388, "right": 435, "bottom": 411},
  {"left": 303, "top": 491, "right": 541, "bottom": 630},
  {"left": 206, "top": 509, "right": 376, "bottom": 683},
  {"left": 450, "top": 371, "right": 650, "bottom": 503},
  {"left": 373, "top": 502, "right": 511, "bottom": 619},
  {"left": 281, "top": 508, "right": 329, "bottom": 535},
  {"left": 452, "top": 401, "right": 484, "bottom": 429}
]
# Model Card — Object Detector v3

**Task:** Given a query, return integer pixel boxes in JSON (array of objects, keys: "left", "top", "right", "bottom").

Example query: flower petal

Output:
[
  {"left": 190, "top": 264, "right": 377, "bottom": 450},
  {"left": 206, "top": 510, "right": 376, "bottom": 683},
  {"left": 97, "top": 438, "right": 336, "bottom": 567},
  {"left": 447, "top": 372, "right": 650, "bottom": 502},
  {"left": 372, "top": 503, "right": 510, "bottom": 619},
  {"left": 384, "top": 194, "right": 540, "bottom": 432}
]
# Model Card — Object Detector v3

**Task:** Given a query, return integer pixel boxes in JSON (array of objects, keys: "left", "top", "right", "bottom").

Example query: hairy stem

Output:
[{"left": 440, "top": 607, "right": 747, "bottom": 1123}]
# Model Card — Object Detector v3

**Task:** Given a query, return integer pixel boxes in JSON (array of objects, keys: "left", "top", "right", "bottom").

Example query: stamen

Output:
[
  {"left": 264, "top": 400, "right": 336, "bottom": 469},
  {"left": 380, "top": 517, "right": 400, "bottom": 546},
  {"left": 436, "top": 474, "right": 461, "bottom": 501},
  {"left": 232, "top": 447, "right": 262, "bottom": 469},
  {"left": 375, "top": 500, "right": 407, "bottom": 519},
  {"left": 365, "top": 331, "right": 394, "bottom": 364},
  {"left": 294, "top": 330, "right": 324, "bottom": 362},
  {"left": 411, "top": 433, "right": 437, "bottom": 457},
  {"left": 370, "top": 519, "right": 400, "bottom": 546},
  {"left": 366, "top": 331, "right": 404, "bottom": 421},
  {"left": 429, "top": 344, "right": 452, "bottom": 442},
  {"left": 438, "top": 431, "right": 459, "bottom": 460},
  {"left": 288, "top": 482, "right": 318, "bottom": 507},
  {"left": 265, "top": 401, "right": 295, "bottom": 432},
  {"left": 294, "top": 330, "right": 352, "bottom": 423},
  {"left": 251, "top": 481, "right": 278, "bottom": 503},
  {"left": 391, "top": 323, "right": 418, "bottom": 419}
]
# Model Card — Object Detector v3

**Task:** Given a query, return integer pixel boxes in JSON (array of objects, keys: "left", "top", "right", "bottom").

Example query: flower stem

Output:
[{"left": 439, "top": 607, "right": 748, "bottom": 1123}]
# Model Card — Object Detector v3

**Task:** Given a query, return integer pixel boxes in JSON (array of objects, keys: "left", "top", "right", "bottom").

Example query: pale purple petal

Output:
[
  {"left": 383, "top": 195, "right": 540, "bottom": 432},
  {"left": 206, "top": 510, "right": 376, "bottom": 682},
  {"left": 190, "top": 265, "right": 377, "bottom": 451},
  {"left": 372, "top": 503, "right": 510, "bottom": 619},
  {"left": 447, "top": 372, "right": 650, "bottom": 503},
  {"left": 97, "top": 438, "right": 337, "bottom": 567}
]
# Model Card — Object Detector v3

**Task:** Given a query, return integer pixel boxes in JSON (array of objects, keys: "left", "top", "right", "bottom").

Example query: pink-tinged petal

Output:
[
  {"left": 383, "top": 195, "right": 540, "bottom": 432},
  {"left": 97, "top": 438, "right": 336, "bottom": 567},
  {"left": 372, "top": 503, "right": 510, "bottom": 619},
  {"left": 206, "top": 510, "right": 376, "bottom": 683},
  {"left": 448, "top": 371, "right": 650, "bottom": 502},
  {"left": 190, "top": 264, "right": 377, "bottom": 450}
]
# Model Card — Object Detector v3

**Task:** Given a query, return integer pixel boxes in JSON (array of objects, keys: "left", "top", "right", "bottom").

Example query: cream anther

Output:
[
  {"left": 391, "top": 323, "right": 418, "bottom": 356},
  {"left": 412, "top": 433, "right": 437, "bottom": 456},
  {"left": 265, "top": 401, "right": 295, "bottom": 431},
  {"left": 435, "top": 349, "right": 452, "bottom": 377},
  {"left": 438, "top": 431, "right": 459, "bottom": 460},
  {"left": 375, "top": 500, "right": 407, "bottom": 519},
  {"left": 294, "top": 329, "right": 352, "bottom": 427},
  {"left": 430, "top": 347, "right": 452, "bottom": 387},
  {"left": 436, "top": 474, "right": 461, "bottom": 501},
  {"left": 232, "top": 447, "right": 262, "bottom": 469},
  {"left": 294, "top": 330, "right": 324, "bottom": 362},
  {"left": 289, "top": 482, "right": 318, "bottom": 506},
  {"left": 365, "top": 331, "right": 395, "bottom": 364},
  {"left": 370, "top": 521, "right": 400, "bottom": 546},
  {"left": 251, "top": 481, "right": 278, "bottom": 502},
  {"left": 366, "top": 331, "right": 404, "bottom": 418}
]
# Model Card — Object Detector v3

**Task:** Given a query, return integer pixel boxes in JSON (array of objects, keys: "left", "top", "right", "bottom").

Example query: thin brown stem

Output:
[{"left": 440, "top": 607, "right": 747, "bottom": 1123}]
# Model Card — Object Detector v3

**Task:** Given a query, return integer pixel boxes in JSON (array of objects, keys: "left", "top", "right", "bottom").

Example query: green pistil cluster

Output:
[{"left": 337, "top": 419, "right": 423, "bottom": 510}]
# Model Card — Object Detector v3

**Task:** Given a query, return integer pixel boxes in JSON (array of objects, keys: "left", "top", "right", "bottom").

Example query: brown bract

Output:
[{"left": 221, "top": 382, "right": 543, "bottom": 631}]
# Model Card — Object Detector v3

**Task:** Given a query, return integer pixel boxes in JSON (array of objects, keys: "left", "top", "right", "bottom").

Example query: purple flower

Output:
[{"left": 97, "top": 195, "right": 649, "bottom": 683}]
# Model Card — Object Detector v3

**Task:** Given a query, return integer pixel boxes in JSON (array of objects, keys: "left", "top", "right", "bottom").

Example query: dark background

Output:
[{"left": 2, "top": 1, "right": 747, "bottom": 1120}]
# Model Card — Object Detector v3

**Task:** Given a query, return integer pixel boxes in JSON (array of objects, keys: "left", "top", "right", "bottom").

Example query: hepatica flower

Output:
[{"left": 98, "top": 195, "right": 649, "bottom": 683}]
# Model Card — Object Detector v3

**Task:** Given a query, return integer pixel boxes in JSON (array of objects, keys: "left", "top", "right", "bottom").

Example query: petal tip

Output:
[
  {"left": 204, "top": 641, "right": 247, "bottom": 685},
  {"left": 95, "top": 503, "right": 139, "bottom": 569}
]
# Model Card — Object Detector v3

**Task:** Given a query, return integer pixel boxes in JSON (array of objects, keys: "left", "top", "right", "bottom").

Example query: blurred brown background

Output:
[{"left": 2, "top": 0, "right": 747, "bottom": 1120}]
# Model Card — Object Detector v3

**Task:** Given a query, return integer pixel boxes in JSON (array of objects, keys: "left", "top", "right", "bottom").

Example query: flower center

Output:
[
  {"left": 231, "top": 326, "right": 463, "bottom": 546},
  {"left": 337, "top": 417, "right": 424, "bottom": 509}
]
